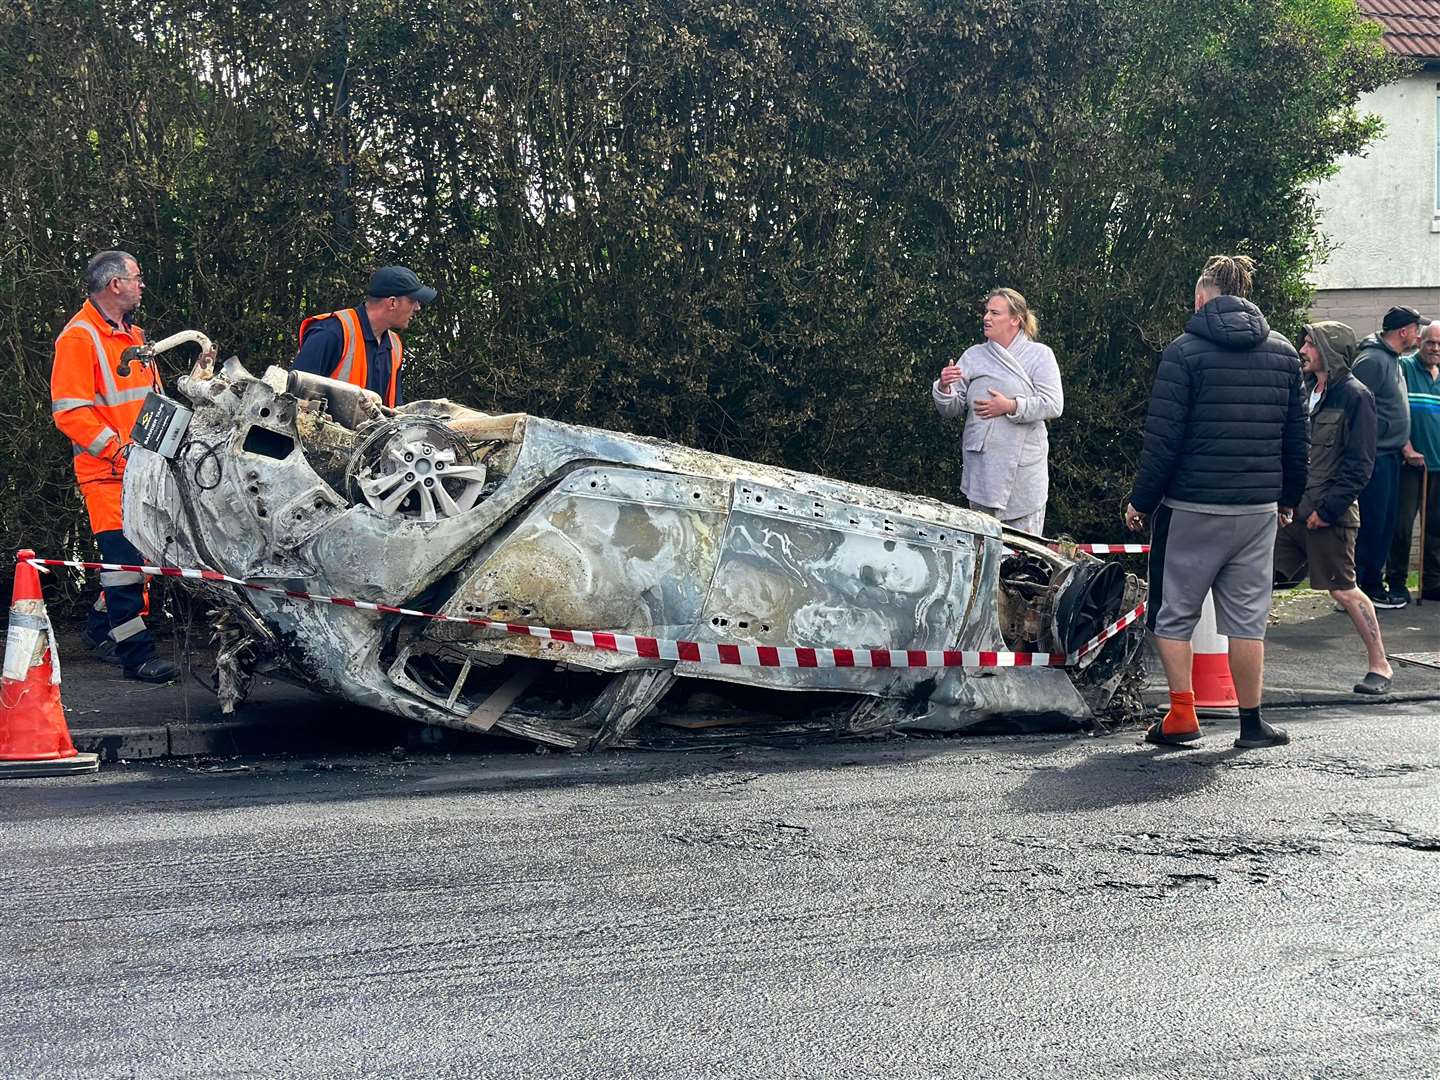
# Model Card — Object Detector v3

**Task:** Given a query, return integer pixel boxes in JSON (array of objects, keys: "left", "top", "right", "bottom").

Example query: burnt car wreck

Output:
[{"left": 121, "top": 345, "right": 1146, "bottom": 750}]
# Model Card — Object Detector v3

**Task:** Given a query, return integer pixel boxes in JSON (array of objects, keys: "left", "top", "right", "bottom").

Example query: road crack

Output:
[
  {"left": 661, "top": 818, "right": 821, "bottom": 856},
  {"left": 1324, "top": 812, "right": 1440, "bottom": 853}
]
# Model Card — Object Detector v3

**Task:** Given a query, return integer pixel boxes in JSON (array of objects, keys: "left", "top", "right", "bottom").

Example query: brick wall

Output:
[{"left": 1309, "top": 287, "right": 1440, "bottom": 335}]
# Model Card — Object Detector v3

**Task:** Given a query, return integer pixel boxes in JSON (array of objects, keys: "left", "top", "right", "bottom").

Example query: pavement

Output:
[
  {"left": 51, "top": 625, "right": 411, "bottom": 761},
  {"left": 39, "top": 587, "right": 1440, "bottom": 762}
]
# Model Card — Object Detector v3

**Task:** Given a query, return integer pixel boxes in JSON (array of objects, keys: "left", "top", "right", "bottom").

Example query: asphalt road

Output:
[{"left": 2, "top": 703, "right": 1437, "bottom": 1079}]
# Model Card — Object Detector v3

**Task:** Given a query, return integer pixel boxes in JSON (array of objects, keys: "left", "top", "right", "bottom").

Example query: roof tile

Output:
[{"left": 1357, "top": 1, "right": 1440, "bottom": 61}]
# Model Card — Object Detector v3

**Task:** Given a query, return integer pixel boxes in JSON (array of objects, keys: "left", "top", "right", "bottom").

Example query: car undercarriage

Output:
[{"left": 121, "top": 345, "right": 1146, "bottom": 750}]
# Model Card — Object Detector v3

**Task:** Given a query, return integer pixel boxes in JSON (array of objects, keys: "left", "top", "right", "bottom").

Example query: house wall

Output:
[
  {"left": 1309, "top": 286, "right": 1440, "bottom": 337},
  {"left": 1311, "top": 72, "right": 1440, "bottom": 307}
]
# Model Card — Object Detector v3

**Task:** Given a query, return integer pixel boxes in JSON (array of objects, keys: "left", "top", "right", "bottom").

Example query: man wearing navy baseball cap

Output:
[
  {"left": 1350, "top": 304, "right": 1419, "bottom": 607},
  {"left": 294, "top": 265, "right": 437, "bottom": 407}
]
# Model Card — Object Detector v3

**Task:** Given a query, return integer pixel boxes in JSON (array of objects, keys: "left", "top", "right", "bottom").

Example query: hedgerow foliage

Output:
[{"left": 0, "top": 0, "right": 1399, "bottom": 591}]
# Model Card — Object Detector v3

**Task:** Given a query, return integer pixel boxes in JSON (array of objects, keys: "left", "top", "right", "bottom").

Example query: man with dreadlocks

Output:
[{"left": 1124, "top": 255, "right": 1308, "bottom": 749}]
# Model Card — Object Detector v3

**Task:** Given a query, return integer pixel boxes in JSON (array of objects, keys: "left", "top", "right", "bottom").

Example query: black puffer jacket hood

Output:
[{"left": 1185, "top": 295, "right": 1270, "bottom": 351}]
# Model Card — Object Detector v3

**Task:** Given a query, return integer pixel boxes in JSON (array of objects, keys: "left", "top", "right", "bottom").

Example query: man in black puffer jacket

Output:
[{"left": 1124, "top": 255, "right": 1307, "bottom": 749}]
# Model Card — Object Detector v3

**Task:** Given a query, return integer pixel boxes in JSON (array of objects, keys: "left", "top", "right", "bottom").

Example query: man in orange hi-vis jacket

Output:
[
  {"left": 293, "top": 265, "right": 437, "bottom": 407},
  {"left": 50, "top": 250, "right": 179, "bottom": 683}
]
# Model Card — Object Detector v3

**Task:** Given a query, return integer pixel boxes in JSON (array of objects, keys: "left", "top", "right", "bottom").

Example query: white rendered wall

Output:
[{"left": 1311, "top": 73, "right": 1440, "bottom": 291}]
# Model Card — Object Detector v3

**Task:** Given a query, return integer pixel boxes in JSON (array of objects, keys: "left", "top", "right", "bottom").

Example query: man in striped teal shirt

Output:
[{"left": 1388, "top": 322, "right": 1440, "bottom": 601}]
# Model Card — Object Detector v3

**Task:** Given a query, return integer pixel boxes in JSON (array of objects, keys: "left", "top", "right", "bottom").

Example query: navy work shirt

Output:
[{"left": 293, "top": 305, "right": 403, "bottom": 404}]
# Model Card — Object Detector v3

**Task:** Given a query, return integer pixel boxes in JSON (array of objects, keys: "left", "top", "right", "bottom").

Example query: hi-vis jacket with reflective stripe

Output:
[
  {"left": 51, "top": 301, "right": 159, "bottom": 531},
  {"left": 297, "top": 308, "right": 402, "bottom": 407}
]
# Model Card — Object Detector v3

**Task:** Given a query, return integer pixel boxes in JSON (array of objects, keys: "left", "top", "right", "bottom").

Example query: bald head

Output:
[{"left": 1420, "top": 322, "right": 1440, "bottom": 371}]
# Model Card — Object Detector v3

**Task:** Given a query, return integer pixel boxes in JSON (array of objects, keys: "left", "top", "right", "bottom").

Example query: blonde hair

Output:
[
  {"left": 1196, "top": 254, "right": 1255, "bottom": 299},
  {"left": 987, "top": 288, "right": 1039, "bottom": 339}
]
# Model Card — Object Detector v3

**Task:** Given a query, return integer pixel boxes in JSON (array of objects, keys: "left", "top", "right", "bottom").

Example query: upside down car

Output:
[{"left": 119, "top": 337, "right": 1145, "bottom": 750}]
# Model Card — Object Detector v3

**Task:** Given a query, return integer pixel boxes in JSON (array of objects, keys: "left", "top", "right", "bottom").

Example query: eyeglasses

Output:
[{"left": 114, "top": 274, "right": 145, "bottom": 285}]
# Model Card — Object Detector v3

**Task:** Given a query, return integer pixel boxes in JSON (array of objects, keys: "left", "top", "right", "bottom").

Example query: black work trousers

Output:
[
  {"left": 84, "top": 529, "right": 157, "bottom": 672},
  {"left": 1386, "top": 467, "right": 1440, "bottom": 595}
]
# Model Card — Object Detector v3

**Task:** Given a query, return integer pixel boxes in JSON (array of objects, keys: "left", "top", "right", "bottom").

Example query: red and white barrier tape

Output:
[
  {"left": 1066, "top": 543, "right": 1149, "bottom": 554},
  {"left": 22, "top": 556, "right": 1145, "bottom": 670}
]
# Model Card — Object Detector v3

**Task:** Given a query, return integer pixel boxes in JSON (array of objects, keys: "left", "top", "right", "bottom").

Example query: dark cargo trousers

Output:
[
  {"left": 1387, "top": 466, "right": 1440, "bottom": 596},
  {"left": 83, "top": 529, "right": 158, "bottom": 672}
]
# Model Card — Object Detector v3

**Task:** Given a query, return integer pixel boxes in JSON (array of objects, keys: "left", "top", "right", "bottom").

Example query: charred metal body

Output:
[{"left": 123, "top": 354, "right": 1145, "bottom": 749}]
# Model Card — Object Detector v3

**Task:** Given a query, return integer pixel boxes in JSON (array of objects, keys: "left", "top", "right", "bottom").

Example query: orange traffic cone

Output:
[
  {"left": 1191, "top": 591, "right": 1239, "bottom": 716},
  {"left": 0, "top": 550, "right": 98, "bottom": 778}
]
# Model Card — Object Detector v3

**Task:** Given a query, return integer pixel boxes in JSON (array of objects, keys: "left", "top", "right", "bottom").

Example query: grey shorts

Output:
[{"left": 1148, "top": 506, "right": 1276, "bottom": 640}]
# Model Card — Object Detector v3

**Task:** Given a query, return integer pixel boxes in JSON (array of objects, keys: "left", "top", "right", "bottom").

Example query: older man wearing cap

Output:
[
  {"left": 294, "top": 265, "right": 437, "bottom": 407},
  {"left": 1349, "top": 305, "right": 1417, "bottom": 608},
  {"left": 1387, "top": 319, "right": 1440, "bottom": 603}
]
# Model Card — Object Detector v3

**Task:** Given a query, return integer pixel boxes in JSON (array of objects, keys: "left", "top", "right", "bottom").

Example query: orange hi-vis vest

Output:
[
  {"left": 297, "top": 308, "right": 402, "bottom": 407},
  {"left": 51, "top": 301, "right": 159, "bottom": 532}
]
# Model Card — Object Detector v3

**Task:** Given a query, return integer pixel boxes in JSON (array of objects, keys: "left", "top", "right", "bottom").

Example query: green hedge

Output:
[{"left": 0, "top": 0, "right": 1399, "bottom": 605}]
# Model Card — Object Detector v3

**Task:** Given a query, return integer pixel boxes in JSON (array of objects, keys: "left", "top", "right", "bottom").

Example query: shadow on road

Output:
[
  {"left": 5, "top": 733, "right": 983, "bottom": 821},
  {"left": 1008, "top": 744, "right": 1244, "bottom": 812}
]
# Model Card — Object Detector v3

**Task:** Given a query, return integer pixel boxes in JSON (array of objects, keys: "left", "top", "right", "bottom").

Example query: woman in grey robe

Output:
[{"left": 931, "top": 288, "right": 1064, "bottom": 535}]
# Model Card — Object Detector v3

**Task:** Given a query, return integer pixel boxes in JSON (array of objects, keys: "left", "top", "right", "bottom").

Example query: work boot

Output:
[
  {"left": 125, "top": 657, "right": 178, "bottom": 684},
  {"left": 81, "top": 629, "right": 122, "bottom": 666},
  {"left": 1144, "top": 691, "right": 1202, "bottom": 746}
]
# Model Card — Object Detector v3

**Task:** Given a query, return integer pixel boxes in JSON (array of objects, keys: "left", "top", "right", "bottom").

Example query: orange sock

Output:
[{"left": 1162, "top": 690, "right": 1200, "bottom": 735}]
